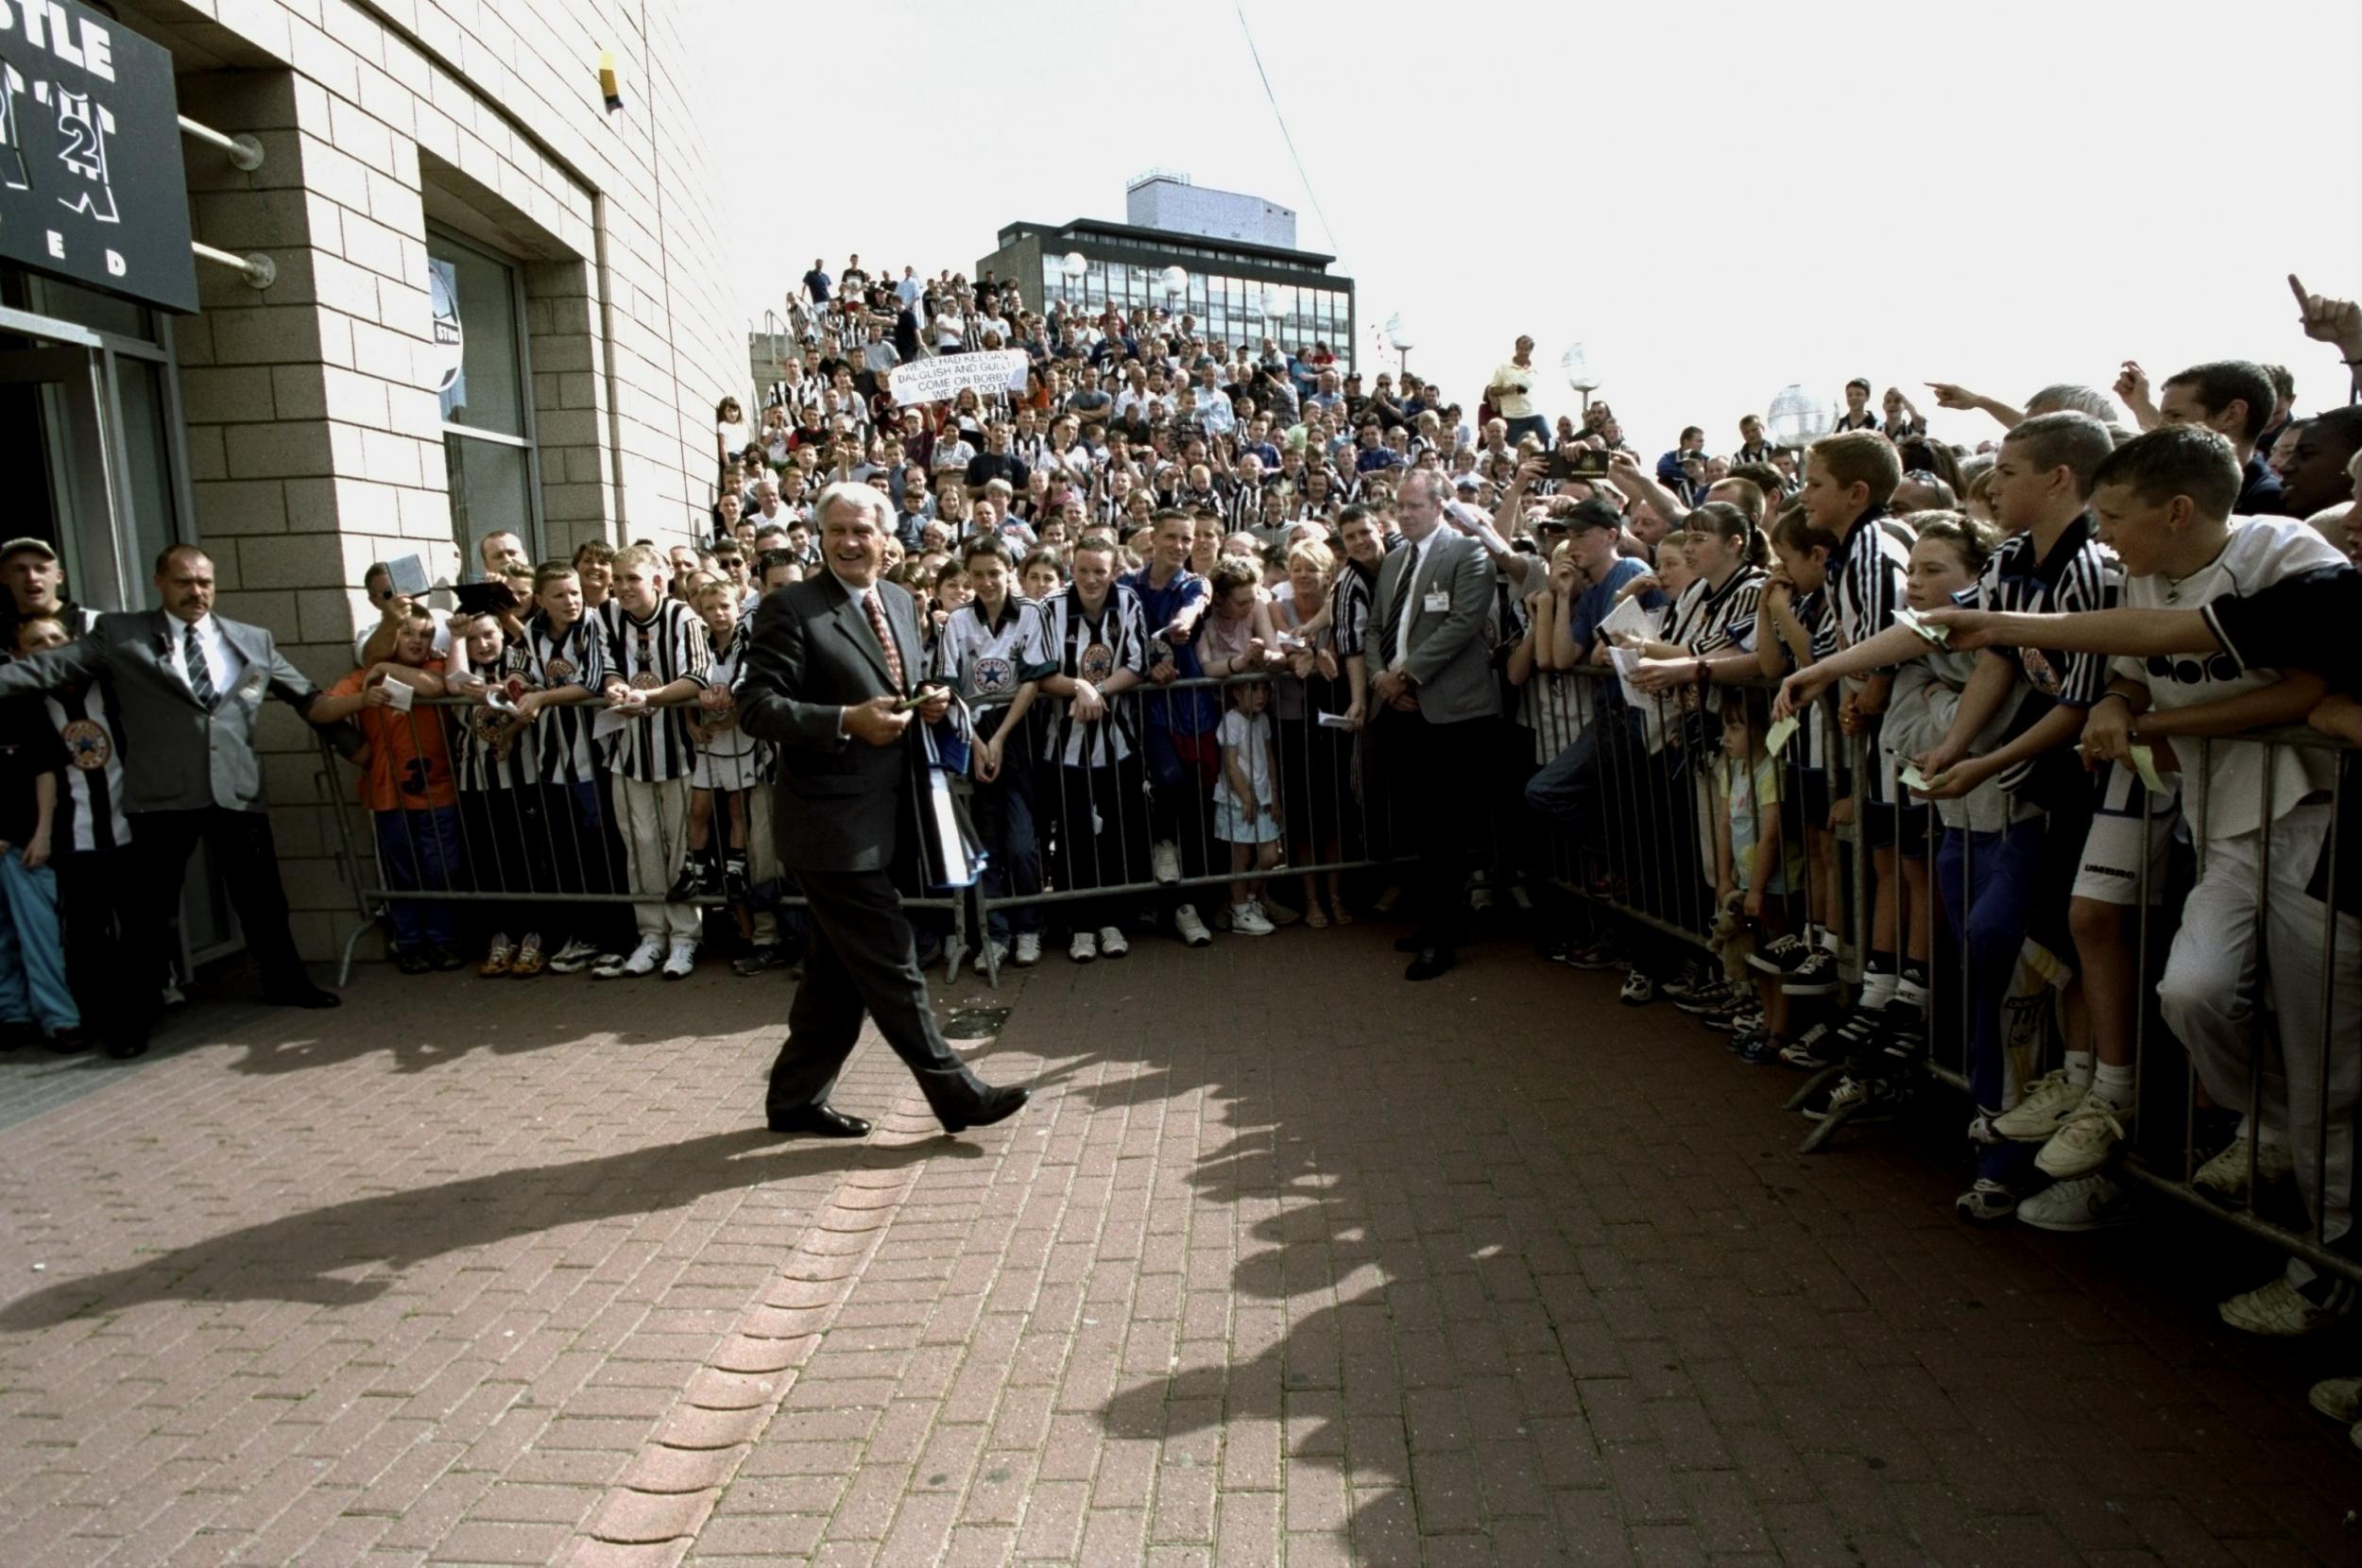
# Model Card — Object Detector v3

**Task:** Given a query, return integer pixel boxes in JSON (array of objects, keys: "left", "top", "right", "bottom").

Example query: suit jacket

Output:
[
  {"left": 1371, "top": 528, "right": 1501, "bottom": 724},
  {"left": 0, "top": 608, "right": 317, "bottom": 815},
  {"left": 736, "top": 571, "right": 925, "bottom": 874}
]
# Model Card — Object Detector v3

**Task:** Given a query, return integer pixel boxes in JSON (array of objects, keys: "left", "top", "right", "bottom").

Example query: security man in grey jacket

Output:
[
  {"left": 0, "top": 545, "right": 339, "bottom": 1054},
  {"left": 1368, "top": 469, "right": 1502, "bottom": 981}
]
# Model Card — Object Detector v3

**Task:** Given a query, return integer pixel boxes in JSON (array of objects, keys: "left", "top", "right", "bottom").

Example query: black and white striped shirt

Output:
[
  {"left": 523, "top": 614, "right": 608, "bottom": 786},
  {"left": 1330, "top": 564, "right": 1376, "bottom": 659},
  {"left": 1665, "top": 566, "right": 1766, "bottom": 656},
  {"left": 1830, "top": 507, "right": 1908, "bottom": 656},
  {"left": 1038, "top": 585, "right": 1148, "bottom": 767},
  {"left": 42, "top": 680, "right": 128, "bottom": 854},
  {"left": 452, "top": 640, "right": 540, "bottom": 793},
  {"left": 602, "top": 600, "right": 711, "bottom": 783},
  {"left": 1975, "top": 514, "right": 2115, "bottom": 709}
]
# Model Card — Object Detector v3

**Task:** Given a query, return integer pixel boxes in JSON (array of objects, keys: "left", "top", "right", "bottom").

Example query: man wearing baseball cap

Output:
[{"left": 0, "top": 538, "right": 98, "bottom": 649}]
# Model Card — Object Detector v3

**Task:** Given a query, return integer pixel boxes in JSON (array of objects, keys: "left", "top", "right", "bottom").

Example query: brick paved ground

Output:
[{"left": 3, "top": 927, "right": 2360, "bottom": 1565}]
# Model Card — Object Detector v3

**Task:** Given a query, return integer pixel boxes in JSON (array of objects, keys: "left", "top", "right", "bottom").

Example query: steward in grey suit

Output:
[
  {"left": 736, "top": 484, "right": 1027, "bottom": 1140},
  {"left": 0, "top": 546, "right": 340, "bottom": 1053},
  {"left": 1367, "top": 470, "right": 1501, "bottom": 980}
]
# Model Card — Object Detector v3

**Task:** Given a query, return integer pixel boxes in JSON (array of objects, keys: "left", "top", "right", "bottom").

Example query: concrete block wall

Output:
[{"left": 128, "top": 0, "right": 743, "bottom": 961}]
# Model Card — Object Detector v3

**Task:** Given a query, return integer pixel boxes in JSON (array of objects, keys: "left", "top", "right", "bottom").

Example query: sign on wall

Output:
[
  {"left": 890, "top": 349, "right": 1030, "bottom": 407},
  {"left": 0, "top": 0, "right": 197, "bottom": 314}
]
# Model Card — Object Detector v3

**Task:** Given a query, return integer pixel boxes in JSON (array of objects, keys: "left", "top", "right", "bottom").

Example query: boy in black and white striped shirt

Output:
[
  {"left": 512, "top": 562, "right": 625, "bottom": 974},
  {"left": 594, "top": 545, "right": 710, "bottom": 979}
]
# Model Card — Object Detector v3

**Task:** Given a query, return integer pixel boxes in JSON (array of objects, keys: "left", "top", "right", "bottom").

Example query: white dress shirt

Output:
[
  {"left": 170, "top": 612, "right": 246, "bottom": 702},
  {"left": 1393, "top": 530, "right": 1437, "bottom": 670}
]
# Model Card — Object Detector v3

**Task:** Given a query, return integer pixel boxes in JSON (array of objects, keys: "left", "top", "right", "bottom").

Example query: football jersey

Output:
[{"left": 2112, "top": 516, "right": 2349, "bottom": 840}]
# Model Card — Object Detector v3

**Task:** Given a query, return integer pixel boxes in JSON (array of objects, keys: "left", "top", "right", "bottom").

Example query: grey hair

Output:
[
  {"left": 1398, "top": 469, "right": 1454, "bottom": 508},
  {"left": 813, "top": 480, "right": 890, "bottom": 531},
  {"left": 2023, "top": 383, "right": 2118, "bottom": 422}
]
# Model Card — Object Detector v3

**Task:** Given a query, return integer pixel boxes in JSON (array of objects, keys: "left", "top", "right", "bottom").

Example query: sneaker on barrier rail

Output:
[{"left": 2014, "top": 1172, "right": 2132, "bottom": 1233}]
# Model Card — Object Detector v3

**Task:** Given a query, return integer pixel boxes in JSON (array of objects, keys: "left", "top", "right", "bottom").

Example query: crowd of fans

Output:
[{"left": 8, "top": 250, "right": 2362, "bottom": 1430}]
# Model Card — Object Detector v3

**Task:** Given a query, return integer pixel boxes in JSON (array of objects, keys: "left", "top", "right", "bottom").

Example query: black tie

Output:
[{"left": 184, "top": 623, "right": 218, "bottom": 708}]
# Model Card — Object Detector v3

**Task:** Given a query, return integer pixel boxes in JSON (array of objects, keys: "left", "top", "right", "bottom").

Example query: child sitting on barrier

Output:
[{"left": 312, "top": 605, "right": 458, "bottom": 973}]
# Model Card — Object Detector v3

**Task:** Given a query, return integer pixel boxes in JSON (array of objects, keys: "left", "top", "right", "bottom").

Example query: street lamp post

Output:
[
  {"left": 1764, "top": 383, "right": 1832, "bottom": 460},
  {"left": 1060, "top": 250, "right": 1087, "bottom": 318},
  {"left": 1383, "top": 312, "right": 1414, "bottom": 377},
  {"left": 1561, "top": 343, "right": 1600, "bottom": 418}
]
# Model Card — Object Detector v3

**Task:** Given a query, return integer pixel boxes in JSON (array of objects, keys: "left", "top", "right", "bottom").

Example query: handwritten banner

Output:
[{"left": 890, "top": 349, "right": 1029, "bottom": 407}]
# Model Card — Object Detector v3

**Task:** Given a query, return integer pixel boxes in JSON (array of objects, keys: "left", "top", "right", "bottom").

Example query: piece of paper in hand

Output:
[
  {"left": 385, "top": 553, "right": 431, "bottom": 597},
  {"left": 1765, "top": 714, "right": 1799, "bottom": 757},
  {"left": 1898, "top": 762, "right": 1935, "bottom": 793},
  {"left": 1316, "top": 711, "right": 1355, "bottom": 730},
  {"left": 1894, "top": 606, "right": 1949, "bottom": 646},
  {"left": 2128, "top": 742, "right": 2169, "bottom": 797},
  {"left": 383, "top": 679, "right": 414, "bottom": 713}
]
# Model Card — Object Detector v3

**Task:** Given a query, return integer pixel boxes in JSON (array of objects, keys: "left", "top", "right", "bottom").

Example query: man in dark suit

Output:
[
  {"left": 737, "top": 482, "right": 1029, "bottom": 1139},
  {"left": 0, "top": 545, "right": 340, "bottom": 1055}
]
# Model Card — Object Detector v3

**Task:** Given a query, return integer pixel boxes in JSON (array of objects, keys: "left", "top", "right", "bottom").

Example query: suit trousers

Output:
[
  {"left": 764, "top": 865, "right": 988, "bottom": 1121},
  {"left": 616, "top": 775, "right": 701, "bottom": 944},
  {"left": 126, "top": 806, "right": 312, "bottom": 1039},
  {"left": 54, "top": 846, "right": 141, "bottom": 1047},
  {"left": 1379, "top": 707, "right": 1495, "bottom": 949}
]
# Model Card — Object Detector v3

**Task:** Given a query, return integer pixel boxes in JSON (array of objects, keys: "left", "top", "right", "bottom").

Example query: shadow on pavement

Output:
[{"left": 1, "top": 1129, "right": 971, "bottom": 1328}]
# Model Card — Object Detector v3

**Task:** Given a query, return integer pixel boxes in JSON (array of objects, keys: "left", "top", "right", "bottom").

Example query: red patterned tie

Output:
[{"left": 863, "top": 589, "right": 905, "bottom": 690}]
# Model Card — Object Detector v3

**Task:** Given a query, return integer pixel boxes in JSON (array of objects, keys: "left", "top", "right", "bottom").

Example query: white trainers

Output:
[
  {"left": 2218, "top": 1274, "right": 2355, "bottom": 1338},
  {"left": 1991, "top": 1070, "right": 2086, "bottom": 1143},
  {"left": 973, "top": 940, "right": 1009, "bottom": 975},
  {"left": 1097, "top": 926, "right": 1129, "bottom": 958},
  {"left": 2310, "top": 1375, "right": 2362, "bottom": 1423},
  {"left": 1173, "top": 905, "right": 1212, "bottom": 947},
  {"left": 661, "top": 941, "right": 695, "bottom": 980},
  {"left": 546, "top": 938, "right": 605, "bottom": 975},
  {"left": 2193, "top": 1133, "right": 2295, "bottom": 1206},
  {"left": 1014, "top": 932, "right": 1041, "bottom": 966},
  {"left": 1151, "top": 840, "right": 1181, "bottom": 884},
  {"left": 1069, "top": 930, "right": 1098, "bottom": 963},
  {"left": 2036, "top": 1097, "right": 2130, "bottom": 1179},
  {"left": 596, "top": 936, "right": 664, "bottom": 979},
  {"left": 1952, "top": 1179, "right": 2017, "bottom": 1223},
  {"left": 1230, "top": 901, "right": 1275, "bottom": 936},
  {"left": 2015, "top": 1172, "right": 2133, "bottom": 1232}
]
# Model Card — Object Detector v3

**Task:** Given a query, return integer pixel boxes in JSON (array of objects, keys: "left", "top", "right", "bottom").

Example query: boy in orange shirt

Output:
[{"left": 313, "top": 605, "right": 459, "bottom": 972}]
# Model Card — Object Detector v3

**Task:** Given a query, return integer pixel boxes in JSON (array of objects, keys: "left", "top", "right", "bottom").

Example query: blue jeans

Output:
[
  {"left": 1504, "top": 414, "right": 1551, "bottom": 451},
  {"left": 972, "top": 761, "right": 1042, "bottom": 942},
  {"left": 0, "top": 853, "right": 78, "bottom": 1035},
  {"left": 374, "top": 805, "right": 463, "bottom": 951},
  {"left": 1936, "top": 821, "right": 2045, "bottom": 1113}
]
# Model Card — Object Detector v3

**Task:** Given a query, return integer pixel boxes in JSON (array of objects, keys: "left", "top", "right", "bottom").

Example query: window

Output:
[{"left": 427, "top": 227, "right": 541, "bottom": 565}]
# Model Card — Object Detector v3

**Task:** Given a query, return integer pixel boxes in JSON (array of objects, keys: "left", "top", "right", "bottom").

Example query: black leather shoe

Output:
[
  {"left": 1405, "top": 947, "right": 1456, "bottom": 981},
  {"left": 940, "top": 1084, "right": 1029, "bottom": 1135},
  {"left": 265, "top": 984, "right": 342, "bottom": 1009},
  {"left": 767, "top": 1104, "right": 870, "bottom": 1138}
]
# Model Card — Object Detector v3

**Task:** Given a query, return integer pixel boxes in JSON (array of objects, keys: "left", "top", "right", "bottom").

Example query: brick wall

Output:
[{"left": 127, "top": 0, "right": 743, "bottom": 962}]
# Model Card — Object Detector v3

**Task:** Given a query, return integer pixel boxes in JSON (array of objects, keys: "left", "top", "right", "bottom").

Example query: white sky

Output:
[{"left": 707, "top": 0, "right": 2362, "bottom": 454}]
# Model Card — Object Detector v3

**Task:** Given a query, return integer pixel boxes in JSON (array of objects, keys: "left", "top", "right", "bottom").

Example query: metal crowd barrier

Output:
[
  {"left": 1517, "top": 666, "right": 2358, "bottom": 1286},
  {"left": 313, "top": 695, "right": 967, "bottom": 985}
]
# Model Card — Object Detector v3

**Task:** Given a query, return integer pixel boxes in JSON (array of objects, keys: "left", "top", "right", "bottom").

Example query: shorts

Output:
[
  {"left": 691, "top": 741, "right": 764, "bottom": 793},
  {"left": 1796, "top": 766, "right": 1834, "bottom": 829},
  {"left": 1859, "top": 797, "right": 1931, "bottom": 859},
  {"left": 1214, "top": 798, "right": 1282, "bottom": 845},
  {"left": 2070, "top": 761, "right": 2178, "bottom": 907}
]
